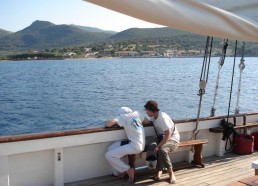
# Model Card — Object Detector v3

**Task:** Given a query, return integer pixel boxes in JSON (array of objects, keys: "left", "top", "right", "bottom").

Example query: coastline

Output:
[
  {"left": 1, "top": 55, "right": 257, "bottom": 62},
  {"left": 0, "top": 55, "right": 217, "bottom": 62}
]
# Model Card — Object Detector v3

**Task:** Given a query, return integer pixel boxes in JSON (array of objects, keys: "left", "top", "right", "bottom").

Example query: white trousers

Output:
[{"left": 105, "top": 141, "right": 141, "bottom": 173}]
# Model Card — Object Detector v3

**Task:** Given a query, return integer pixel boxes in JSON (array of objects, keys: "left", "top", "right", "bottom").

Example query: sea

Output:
[{"left": 0, "top": 57, "right": 257, "bottom": 136}]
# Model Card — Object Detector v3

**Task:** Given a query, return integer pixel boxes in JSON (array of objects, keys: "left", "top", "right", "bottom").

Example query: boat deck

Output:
[{"left": 66, "top": 151, "right": 258, "bottom": 186}]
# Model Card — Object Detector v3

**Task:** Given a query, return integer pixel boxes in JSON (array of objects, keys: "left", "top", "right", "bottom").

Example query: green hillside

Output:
[
  {"left": 109, "top": 27, "right": 222, "bottom": 49},
  {"left": 0, "top": 20, "right": 112, "bottom": 53},
  {"left": 0, "top": 29, "right": 12, "bottom": 38},
  {"left": 70, "top": 24, "right": 116, "bottom": 34},
  {"left": 110, "top": 27, "right": 185, "bottom": 40},
  {"left": 108, "top": 27, "right": 258, "bottom": 55},
  {"left": 0, "top": 21, "right": 258, "bottom": 57}
]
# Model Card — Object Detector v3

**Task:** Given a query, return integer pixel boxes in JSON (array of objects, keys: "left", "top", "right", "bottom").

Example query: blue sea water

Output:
[{"left": 0, "top": 57, "right": 257, "bottom": 136}]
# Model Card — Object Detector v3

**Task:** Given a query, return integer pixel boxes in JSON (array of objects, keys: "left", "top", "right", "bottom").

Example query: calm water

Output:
[{"left": 0, "top": 58, "right": 257, "bottom": 136}]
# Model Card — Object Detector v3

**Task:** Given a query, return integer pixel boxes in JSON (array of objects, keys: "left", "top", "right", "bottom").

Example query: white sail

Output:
[{"left": 84, "top": 0, "right": 258, "bottom": 42}]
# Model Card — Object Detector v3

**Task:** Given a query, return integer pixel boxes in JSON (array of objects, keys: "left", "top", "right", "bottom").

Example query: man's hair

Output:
[{"left": 144, "top": 100, "right": 160, "bottom": 112}]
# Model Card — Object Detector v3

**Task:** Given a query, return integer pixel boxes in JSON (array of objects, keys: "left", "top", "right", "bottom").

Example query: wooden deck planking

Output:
[
  {"left": 65, "top": 151, "right": 258, "bottom": 186},
  {"left": 174, "top": 153, "right": 256, "bottom": 186}
]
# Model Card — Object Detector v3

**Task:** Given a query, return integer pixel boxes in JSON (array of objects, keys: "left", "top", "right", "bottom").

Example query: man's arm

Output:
[
  {"left": 105, "top": 119, "right": 118, "bottom": 128},
  {"left": 142, "top": 117, "right": 153, "bottom": 125},
  {"left": 154, "top": 128, "right": 172, "bottom": 153}
]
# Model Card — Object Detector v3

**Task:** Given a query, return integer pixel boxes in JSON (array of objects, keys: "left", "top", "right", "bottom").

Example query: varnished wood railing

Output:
[{"left": 0, "top": 111, "right": 257, "bottom": 143}]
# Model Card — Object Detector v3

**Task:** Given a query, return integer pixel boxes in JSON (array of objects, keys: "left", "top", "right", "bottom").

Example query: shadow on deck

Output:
[{"left": 65, "top": 151, "right": 258, "bottom": 186}]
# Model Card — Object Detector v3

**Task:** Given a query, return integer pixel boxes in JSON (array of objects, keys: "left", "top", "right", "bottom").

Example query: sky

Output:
[{"left": 0, "top": 0, "right": 163, "bottom": 33}]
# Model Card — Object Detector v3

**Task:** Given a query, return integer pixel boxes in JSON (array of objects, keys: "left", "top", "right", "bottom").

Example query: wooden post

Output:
[{"left": 192, "top": 144, "right": 205, "bottom": 168}]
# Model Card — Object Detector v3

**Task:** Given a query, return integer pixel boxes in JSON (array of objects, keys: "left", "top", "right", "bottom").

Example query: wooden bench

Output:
[
  {"left": 178, "top": 139, "right": 208, "bottom": 168},
  {"left": 208, "top": 116, "right": 258, "bottom": 156},
  {"left": 209, "top": 115, "right": 258, "bottom": 134},
  {"left": 209, "top": 121, "right": 258, "bottom": 133},
  {"left": 142, "top": 139, "right": 208, "bottom": 168}
]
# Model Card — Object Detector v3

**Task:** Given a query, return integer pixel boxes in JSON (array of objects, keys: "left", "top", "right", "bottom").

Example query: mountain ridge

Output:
[
  {"left": 0, "top": 29, "right": 12, "bottom": 39},
  {"left": 1, "top": 20, "right": 257, "bottom": 56},
  {"left": 70, "top": 24, "right": 117, "bottom": 34},
  {"left": 0, "top": 20, "right": 113, "bottom": 53}
]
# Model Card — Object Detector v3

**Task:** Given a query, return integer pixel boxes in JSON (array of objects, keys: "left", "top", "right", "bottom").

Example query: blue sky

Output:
[{"left": 0, "top": 0, "right": 162, "bottom": 32}]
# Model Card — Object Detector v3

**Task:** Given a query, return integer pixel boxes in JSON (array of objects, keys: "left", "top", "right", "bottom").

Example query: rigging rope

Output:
[
  {"left": 192, "top": 36, "right": 213, "bottom": 139},
  {"left": 210, "top": 39, "right": 228, "bottom": 116},
  {"left": 224, "top": 40, "right": 238, "bottom": 151},
  {"left": 227, "top": 40, "right": 238, "bottom": 124},
  {"left": 235, "top": 42, "right": 245, "bottom": 114}
]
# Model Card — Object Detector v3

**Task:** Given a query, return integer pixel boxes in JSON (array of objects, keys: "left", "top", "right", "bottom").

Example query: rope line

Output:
[
  {"left": 235, "top": 42, "right": 245, "bottom": 114},
  {"left": 192, "top": 36, "right": 213, "bottom": 140},
  {"left": 206, "top": 37, "right": 213, "bottom": 83},
  {"left": 210, "top": 39, "right": 228, "bottom": 116},
  {"left": 222, "top": 40, "right": 238, "bottom": 152},
  {"left": 226, "top": 40, "right": 238, "bottom": 124}
]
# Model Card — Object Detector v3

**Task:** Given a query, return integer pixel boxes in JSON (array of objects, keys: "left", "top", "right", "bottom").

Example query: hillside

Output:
[
  {"left": 109, "top": 27, "right": 222, "bottom": 49},
  {"left": 70, "top": 24, "right": 116, "bottom": 34},
  {"left": 110, "top": 27, "right": 185, "bottom": 40},
  {"left": 0, "top": 21, "right": 258, "bottom": 57},
  {"left": 108, "top": 27, "right": 258, "bottom": 55},
  {"left": 0, "top": 29, "right": 12, "bottom": 38},
  {"left": 0, "top": 20, "right": 113, "bottom": 53}
]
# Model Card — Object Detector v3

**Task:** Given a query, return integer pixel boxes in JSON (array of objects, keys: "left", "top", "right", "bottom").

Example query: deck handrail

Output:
[{"left": 1, "top": 111, "right": 257, "bottom": 143}]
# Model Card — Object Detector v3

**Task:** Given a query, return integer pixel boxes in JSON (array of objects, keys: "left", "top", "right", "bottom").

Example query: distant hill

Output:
[
  {"left": 0, "top": 20, "right": 113, "bottom": 52},
  {"left": 70, "top": 24, "right": 116, "bottom": 34},
  {"left": 1, "top": 21, "right": 257, "bottom": 56},
  {"left": 109, "top": 27, "right": 215, "bottom": 49},
  {"left": 110, "top": 27, "right": 184, "bottom": 40},
  {"left": 0, "top": 29, "right": 12, "bottom": 38}
]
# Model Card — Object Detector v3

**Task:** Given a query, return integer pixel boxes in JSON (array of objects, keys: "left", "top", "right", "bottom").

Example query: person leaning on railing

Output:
[{"left": 104, "top": 107, "right": 145, "bottom": 183}]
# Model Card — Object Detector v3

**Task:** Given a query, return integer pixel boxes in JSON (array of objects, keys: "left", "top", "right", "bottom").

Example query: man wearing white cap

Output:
[{"left": 105, "top": 107, "right": 145, "bottom": 183}]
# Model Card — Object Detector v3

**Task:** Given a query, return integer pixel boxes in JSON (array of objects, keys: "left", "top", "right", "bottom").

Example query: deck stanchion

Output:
[
  {"left": 54, "top": 148, "right": 64, "bottom": 186},
  {"left": 0, "top": 156, "right": 9, "bottom": 186}
]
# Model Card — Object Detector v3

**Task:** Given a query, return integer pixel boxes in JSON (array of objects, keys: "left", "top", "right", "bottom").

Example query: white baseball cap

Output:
[{"left": 117, "top": 107, "right": 132, "bottom": 115}]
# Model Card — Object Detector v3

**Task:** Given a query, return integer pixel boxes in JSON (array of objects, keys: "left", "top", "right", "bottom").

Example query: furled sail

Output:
[{"left": 84, "top": 0, "right": 258, "bottom": 42}]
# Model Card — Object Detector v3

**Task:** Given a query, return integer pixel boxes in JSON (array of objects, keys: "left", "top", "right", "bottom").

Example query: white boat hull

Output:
[{"left": 1, "top": 112, "right": 258, "bottom": 186}]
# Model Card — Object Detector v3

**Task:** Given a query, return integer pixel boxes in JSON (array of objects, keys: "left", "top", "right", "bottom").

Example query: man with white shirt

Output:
[
  {"left": 105, "top": 107, "right": 145, "bottom": 183},
  {"left": 143, "top": 100, "right": 180, "bottom": 184}
]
